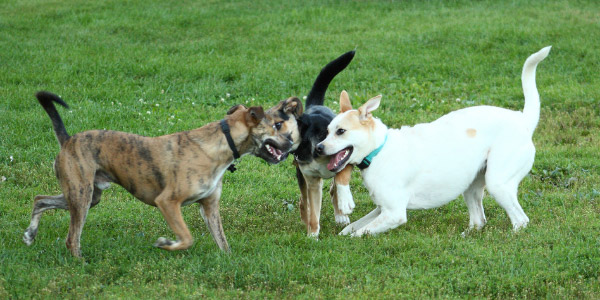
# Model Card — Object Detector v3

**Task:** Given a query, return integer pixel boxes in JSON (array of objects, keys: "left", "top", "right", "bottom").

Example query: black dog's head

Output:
[
  {"left": 289, "top": 50, "right": 356, "bottom": 164},
  {"left": 293, "top": 106, "right": 335, "bottom": 163}
]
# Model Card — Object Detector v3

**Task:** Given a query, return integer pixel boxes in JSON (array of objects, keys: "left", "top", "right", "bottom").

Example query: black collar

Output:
[{"left": 220, "top": 119, "right": 240, "bottom": 173}]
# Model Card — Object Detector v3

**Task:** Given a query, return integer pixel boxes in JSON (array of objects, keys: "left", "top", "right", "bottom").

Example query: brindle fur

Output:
[{"left": 24, "top": 91, "right": 301, "bottom": 257}]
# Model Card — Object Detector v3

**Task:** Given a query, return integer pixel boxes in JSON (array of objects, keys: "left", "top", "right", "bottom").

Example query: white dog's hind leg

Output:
[
  {"left": 463, "top": 171, "right": 487, "bottom": 231},
  {"left": 339, "top": 206, "right": 381, "bottom": 235},
  {"left": 486, "top": 183, "right": 529, "bottom": 231},
  {"left": 485, "top": 143, "right": 534, "bottom": 231}
]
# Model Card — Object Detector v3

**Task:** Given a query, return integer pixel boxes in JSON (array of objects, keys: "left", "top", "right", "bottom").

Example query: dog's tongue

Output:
[{"left": 327, "top": 151, "right": 346, "bottom": 171}]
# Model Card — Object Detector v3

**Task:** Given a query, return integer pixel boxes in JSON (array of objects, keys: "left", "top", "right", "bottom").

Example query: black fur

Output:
[
  {"left": 293, "top": 51, "right": 355, "bottom": 162},
  {"left": 305, "top": 50, "right": 355, "bottom": 108},
  {"left": 35, "top": 91, "right": 71, "bottom": 146}
]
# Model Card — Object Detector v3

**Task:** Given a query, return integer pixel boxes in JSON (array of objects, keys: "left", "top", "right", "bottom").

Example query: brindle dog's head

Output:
[{"left": 227, "top": 97, "right": 302, "bottom": 164}]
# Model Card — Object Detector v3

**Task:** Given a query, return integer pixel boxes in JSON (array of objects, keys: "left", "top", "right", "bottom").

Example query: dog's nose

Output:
[
  {"left": 284, "top": 133, "right": 293, "bottom": 143},
  {"left": 315, "top": 143, "right": 324, "bottom": 155}
]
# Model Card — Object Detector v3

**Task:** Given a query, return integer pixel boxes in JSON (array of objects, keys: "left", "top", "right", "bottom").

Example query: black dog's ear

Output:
[
  {"left": 296, "top": 114, "right": 309, "bottom": 135},
  {"left": 246, "top": 106, "right": 265, "bottom": 126},
  {"left": 227, "top": 104, "right": 248, "bottom": 115},
  {"left": 281, "top": 97, "right": 303, "bottom": 118}
]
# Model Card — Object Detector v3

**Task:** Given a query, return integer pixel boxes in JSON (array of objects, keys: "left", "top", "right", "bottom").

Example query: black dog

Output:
[{"left": 292, "top": 51, "right": 356, "bottom": 237}]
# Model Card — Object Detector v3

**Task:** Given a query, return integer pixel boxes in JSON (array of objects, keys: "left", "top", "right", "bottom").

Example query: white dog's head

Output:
[{"left": 316, "top": 91, "right": 383, "bottom": 172}]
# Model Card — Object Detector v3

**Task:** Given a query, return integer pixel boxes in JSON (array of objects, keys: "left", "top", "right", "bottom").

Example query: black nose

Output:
[
  {"left": 284, "top": 133, "right": 293, "bottom": 143},
  {"left": 315, "top": 143, "right": 324, "bottom": 155}
]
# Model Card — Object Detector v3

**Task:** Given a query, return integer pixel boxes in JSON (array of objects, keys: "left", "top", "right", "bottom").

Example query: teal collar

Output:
[{"left": 357, "top": 135, "right": 387, "bottom": 170}]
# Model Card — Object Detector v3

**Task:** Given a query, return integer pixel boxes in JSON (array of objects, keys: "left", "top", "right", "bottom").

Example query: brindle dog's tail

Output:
[
  {"left": 35, "top": 91, "right": 71, "bottom": 146},
  {"left": 305, "top": 50, "right": 355, "bottom": 109}
]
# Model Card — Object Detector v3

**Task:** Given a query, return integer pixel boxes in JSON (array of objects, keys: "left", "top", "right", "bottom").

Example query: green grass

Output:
[{"left": 1, "top": 0, "right": 599, "bottom": 298}]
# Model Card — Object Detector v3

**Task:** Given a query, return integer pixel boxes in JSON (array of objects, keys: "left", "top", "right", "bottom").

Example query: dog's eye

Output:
[
  {"left": 336, "top": 128, "right": 346, "bottom": 136},
  {"left": 273, "top": 122, "right": 283, "bottom": 131}
]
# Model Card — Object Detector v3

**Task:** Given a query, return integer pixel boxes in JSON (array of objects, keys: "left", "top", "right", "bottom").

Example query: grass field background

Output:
[{"left": 1, "top": 0, "right": 599, "bottom": 298}]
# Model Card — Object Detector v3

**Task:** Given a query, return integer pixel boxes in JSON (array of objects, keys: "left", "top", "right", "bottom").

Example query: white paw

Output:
[
  {"left": 349, "top": 231, "right": 363, "bottom": 237},
  {"left": 512, "top": 222, "right": 529, "bottom": 232},
  {"left": 336, "top": 184, "right": 355, "bottom": 215},
  {"left": 339, "top": 225, "right": 353, "bottom": 236},
  {"left": 23, "top": 231, "right": 34, "bottom": 246},
  {"left": 307, "top": 232, "right": 319, "bottom": 240},
  {"left": 335, "top": 214, "right": 350, "bottom": 225},
  {"left": 154, "top": 237, "right": 175, "bottom": 248}
]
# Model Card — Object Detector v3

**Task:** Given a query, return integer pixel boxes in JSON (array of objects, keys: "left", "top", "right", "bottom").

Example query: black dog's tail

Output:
[
  {"left": 305, "top": 50, "right": 355, "bottom": 109},
  {"left": 35, "top": 91, "right": 71, "bottom": 146}
]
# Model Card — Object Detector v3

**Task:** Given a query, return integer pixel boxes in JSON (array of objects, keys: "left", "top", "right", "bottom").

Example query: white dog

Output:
[{"left": 316, "top": 46, "right": 551, "bottom": 236}]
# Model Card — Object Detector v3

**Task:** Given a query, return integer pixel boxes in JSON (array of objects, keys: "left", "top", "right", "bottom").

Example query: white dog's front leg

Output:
[
  {"left": 335, "top": 183, "right": 355, "bottom": 217},
  {"left": 339, "top": 206, "right": 381, "bottom": 235},
  {"left": 350, "top": 208, "right": 407, "bottom": 237}
]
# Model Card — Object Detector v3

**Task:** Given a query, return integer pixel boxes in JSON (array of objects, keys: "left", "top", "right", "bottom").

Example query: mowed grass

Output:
[{"left": 1, "top": 0, "right": 599, "bottom": 298}]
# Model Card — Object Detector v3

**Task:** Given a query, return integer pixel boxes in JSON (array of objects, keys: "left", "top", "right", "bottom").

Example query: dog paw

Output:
[
  {"left": 335, "top": 214, "right": 350, "bottom": 225},
  {"left": 338, "top": 200, "right": 355, "bottom": 215},
  {"left": 307, "top": 232, "right": 319, "bottom": 240},
  {"left": 23, "top": 231, "right": 34, "bottom": 246},
  {"left": 339, "top": 226, "right": 353, "bottom": 236},
  {"left": 350, "top": 229, "right": 368, "bottom": 238},
  {"left": 336, "top": 185, "right": 355, "bottom": 215},
  {"left": 153, "top": 237, "right": 175, "bottom": 248},
  {"left": 512, "top": 222, "right": 529, "bottom": 232}
]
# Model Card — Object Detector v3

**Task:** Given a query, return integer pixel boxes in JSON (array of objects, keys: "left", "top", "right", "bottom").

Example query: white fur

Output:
[
  {"left": 319, "top": 46, "right": 551, "bottom": 236},
  {"left": 335, "top": 183, "right": 355, "bottom": 223}
]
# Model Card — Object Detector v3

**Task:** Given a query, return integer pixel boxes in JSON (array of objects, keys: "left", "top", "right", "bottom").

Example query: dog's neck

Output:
[
  {"left": 355, "top": 118, "right": 388, "bottom": 168},
  {"left": 186, "top": 120, "right": 254, "bottom": 165},
  {"left": 371, "top": 118, "right": 388, "bottom": 150}
]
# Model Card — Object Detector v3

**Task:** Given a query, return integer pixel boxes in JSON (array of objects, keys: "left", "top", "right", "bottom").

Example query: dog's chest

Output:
[
  {"left": 298, "top": 157, "right": 335, "bottom": 179},
  {"left": 181, "top": 166, "right": 228, "bottom": 206}
]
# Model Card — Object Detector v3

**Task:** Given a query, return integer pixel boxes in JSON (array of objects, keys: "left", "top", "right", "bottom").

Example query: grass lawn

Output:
[{"left": 1, "top": 0, "right": 599, "bottom": 298}]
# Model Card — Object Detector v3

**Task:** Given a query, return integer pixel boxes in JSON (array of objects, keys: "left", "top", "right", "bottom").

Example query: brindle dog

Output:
[{"left": 23, "top": 91, "right": 301, "bottom": 257}]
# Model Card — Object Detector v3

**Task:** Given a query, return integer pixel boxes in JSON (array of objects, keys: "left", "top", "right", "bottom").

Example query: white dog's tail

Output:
[{"left": 522, "top": 46, "right": 551, "bottom": 134}]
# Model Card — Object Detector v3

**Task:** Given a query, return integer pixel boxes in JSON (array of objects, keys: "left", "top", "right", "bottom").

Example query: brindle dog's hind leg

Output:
[
  {"left": 23, "top": 194, "right": 67, "bottom": 246},
  {"left": 23, "top": 187, "right": 104, "bottom": 246}
]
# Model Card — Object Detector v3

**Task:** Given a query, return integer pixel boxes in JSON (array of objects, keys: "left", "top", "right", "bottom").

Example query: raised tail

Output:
[
  {"left": 522, "top": 46, "right": 551, "bottom": 134},
  {"left": 35, "top": 91, "right": 71, "bottom": 146},
  {"left": 305, "top": 50, "right": 355, "bottom": 108}
]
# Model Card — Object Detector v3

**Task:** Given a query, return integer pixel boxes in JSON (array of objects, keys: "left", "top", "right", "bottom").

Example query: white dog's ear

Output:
[
  {"left": 340, "top": 90, "right": 353, "bottom": 113},
  {"left": 358, "top": 95, "right": 382, "bottom": 120}
]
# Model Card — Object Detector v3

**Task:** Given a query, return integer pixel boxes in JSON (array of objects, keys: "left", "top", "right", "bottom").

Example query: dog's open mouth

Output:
[
  {"left": 327, "top": 147, "right": 353, "bottom": 172},
  {"left": 259, "top": 140, "right": 290, "bottom": 164},
  {"left": 266, "top": 143, "right": 284, "bottom": 160}
]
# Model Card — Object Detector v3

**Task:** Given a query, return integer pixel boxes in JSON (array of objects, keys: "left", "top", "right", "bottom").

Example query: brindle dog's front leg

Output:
[
  {"left": 199, "top": 181, "right": 230, "bottom": 252},
  {"left": 154, "top": 190, "right": 194, "bottom": 251}
]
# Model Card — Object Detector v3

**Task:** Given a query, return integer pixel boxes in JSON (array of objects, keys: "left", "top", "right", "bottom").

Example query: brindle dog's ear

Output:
[
  {"left": 246, "top": 106, "right": 265, "bottom": 126},
  {"left": 282, "top": 97, "right": 303, "bottom": 118},
  {"left": 227, "top": 104, "right": 248, "bottom": 115}
]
